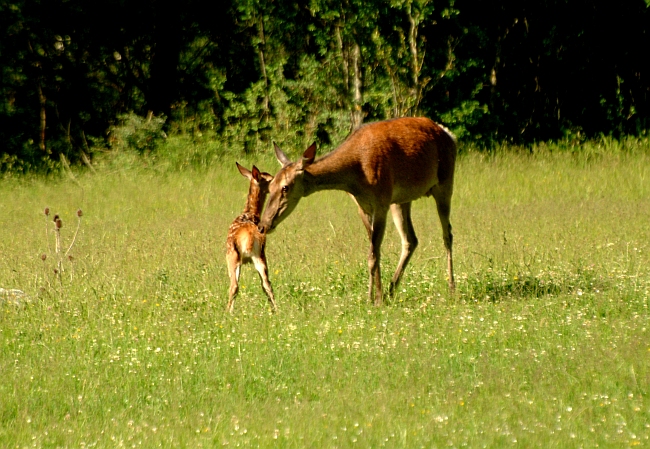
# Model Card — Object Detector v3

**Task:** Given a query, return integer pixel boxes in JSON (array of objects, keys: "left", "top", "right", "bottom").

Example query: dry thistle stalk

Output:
[
  {"left": 44, "top": 207, "right": 51, "bottom": 253},
  {"left": 41, "top": 208, "right": 84, "bottom": 283},
  {"left": 53, "top": 214, "right": 63, "bottom": 276},
  {"left": 65, "top": 209, "right": 82, "bottom": 257}
]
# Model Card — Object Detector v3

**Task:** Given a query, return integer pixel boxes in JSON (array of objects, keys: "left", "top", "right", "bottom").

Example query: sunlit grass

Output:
[{"left": 1, "top": 146, "right": 649, "bottom": 447}]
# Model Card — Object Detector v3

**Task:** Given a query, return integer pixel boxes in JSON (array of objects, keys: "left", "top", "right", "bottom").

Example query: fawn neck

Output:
[{"left": 242, "top": 182, "right": 268, "bottom": 219}]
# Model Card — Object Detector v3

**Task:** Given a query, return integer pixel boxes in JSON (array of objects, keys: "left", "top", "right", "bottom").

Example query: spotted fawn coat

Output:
[{"left": 226, "top": 163, "right": 276, "bottom": 313}]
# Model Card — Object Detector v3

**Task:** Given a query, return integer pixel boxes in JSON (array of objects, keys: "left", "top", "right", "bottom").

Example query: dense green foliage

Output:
[
  {"left": 1, "top": 0, "right": 649, "bottom": 170},
  {"left": 1, "top": 146, "right": 649, "bottom": 446}
]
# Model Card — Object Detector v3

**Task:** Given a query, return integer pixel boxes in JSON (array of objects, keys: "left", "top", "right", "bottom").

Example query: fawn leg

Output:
[
  {"left": 226, "top": 250, "right": 241, "bottom": 313},
  {"left": 252, "top": 251, "right": 276, "bottom": 312}
]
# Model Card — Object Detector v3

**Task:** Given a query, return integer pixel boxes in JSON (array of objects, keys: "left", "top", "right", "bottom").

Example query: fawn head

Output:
[
  {"left": 237, "top": 162, "right": 274, "bottom": 201},
  {"left": 259, "top": 142, "right": 316, "bottom": 233}
]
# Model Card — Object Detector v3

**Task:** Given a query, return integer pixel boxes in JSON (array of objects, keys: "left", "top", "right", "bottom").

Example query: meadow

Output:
[{"left": 1, "top": 140, "right": 649, "bottom": 448}]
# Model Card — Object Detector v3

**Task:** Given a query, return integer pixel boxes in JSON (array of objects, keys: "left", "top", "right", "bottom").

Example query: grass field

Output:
[{"left": 1, "top": 142, "right": 649, "bottom": 448}]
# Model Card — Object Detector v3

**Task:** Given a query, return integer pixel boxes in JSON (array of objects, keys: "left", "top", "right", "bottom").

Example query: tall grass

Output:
[{"left": 0, "top": 143, "right": 648, "bottom": 448}]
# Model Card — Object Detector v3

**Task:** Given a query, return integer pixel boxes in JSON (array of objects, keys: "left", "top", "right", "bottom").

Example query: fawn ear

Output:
[
  {"left": 297, "top": 143, "right": 316, "bottom": 170},
  {"left": 251, "top": 165, "right": 261, "bottom": 181},
  {"left": 236, "top": 162, "right": 252, "bottom": 180},
  {"left": 273, "top": 142, "right": 292, "bottom": 167}
]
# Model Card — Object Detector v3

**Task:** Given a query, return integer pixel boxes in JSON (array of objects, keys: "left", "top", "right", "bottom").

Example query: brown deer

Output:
[
  {"left": 259, "top": 117, "right": 457, "bottom": 306},
  {"left": 226, "top": 163, "right": 276, "bottom": 313}
]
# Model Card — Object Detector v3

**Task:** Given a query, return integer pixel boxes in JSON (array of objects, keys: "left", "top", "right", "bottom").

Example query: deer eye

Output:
[{"left": 281, "top": 185, "right": 289, "bottom": 193}]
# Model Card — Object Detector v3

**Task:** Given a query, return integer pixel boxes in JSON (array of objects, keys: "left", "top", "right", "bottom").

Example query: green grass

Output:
[{"left": 1, "top": 145, "right": 649, "bottom": 448}]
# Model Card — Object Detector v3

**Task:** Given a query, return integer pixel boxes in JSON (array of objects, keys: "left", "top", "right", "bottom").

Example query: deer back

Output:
[{"left": 261, "top": 117, "right": 457, "bottom": 231}]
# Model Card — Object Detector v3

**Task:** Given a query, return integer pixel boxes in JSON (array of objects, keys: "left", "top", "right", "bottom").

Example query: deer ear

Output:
[
  {"left": 297, "top": 143, "right": 316, "bottom": 170},
  {"left": 236, "top": 162, "right": 252, "bottom": 179},
  {"left": 273, "top": 142, "right": 292, "bottom": 167},
  {"left": 251, "top": 165, "right": 261, "bottom": 181}
]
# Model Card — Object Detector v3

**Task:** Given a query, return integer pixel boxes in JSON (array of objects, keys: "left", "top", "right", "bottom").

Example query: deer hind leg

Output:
[
  {"left": 252, "top": 249, "right": 276, "bottom": 312},
  {"left": 226, "top": 249, "right": 242, "bottom": 313},
  {"left": 430, "top": 183, "right": 455, "bottom": 293},
  {"left": 389, "top": 202, "right": 418, "bottom": 297}
]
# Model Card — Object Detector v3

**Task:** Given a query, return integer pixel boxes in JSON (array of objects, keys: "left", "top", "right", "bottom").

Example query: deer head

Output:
[{"left": 259, "top": 142, "right": 316, "bottom": 233}]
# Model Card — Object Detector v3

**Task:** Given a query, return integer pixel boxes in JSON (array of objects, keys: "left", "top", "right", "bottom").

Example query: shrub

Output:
[{"left": 109, "top": 112, "right": 167, "bottom": 154}]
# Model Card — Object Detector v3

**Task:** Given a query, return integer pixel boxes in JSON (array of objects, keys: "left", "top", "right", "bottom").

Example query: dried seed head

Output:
[
  {"left": 77, "top": 209, "right": 83, "bottom": 217},
  {"left": 68, "top": 255, "right": 74, "bottom": 261},
  {"left": 55, "top": 218, "right": 63, "bottom": 229},
  {"left": 44, "top": 207, "right": 50, "bottom": 216},
  {"left": 53, "top": 268, "right": 59, "bottom": 274},
  {"left": 41, "top": 253, "right": 47, "bottom": 261},
  {"left": 53, "top": 214, "right": 59, "bottom": 223}
]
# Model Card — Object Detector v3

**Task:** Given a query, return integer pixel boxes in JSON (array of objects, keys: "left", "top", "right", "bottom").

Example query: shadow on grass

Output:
[{"left": 459, "top": 270, "right": 611, "bottom": 302}]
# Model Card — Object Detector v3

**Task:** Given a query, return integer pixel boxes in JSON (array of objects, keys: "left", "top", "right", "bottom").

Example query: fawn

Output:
[{"left": 226, "top": 163, "right": 276, "bottom": 313}]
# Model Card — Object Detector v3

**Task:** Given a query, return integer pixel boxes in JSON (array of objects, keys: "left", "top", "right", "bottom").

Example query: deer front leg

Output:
[
  {"left": 252, "top": 253, "right": 277, "bottom": 312},
  {"left": 350, "top": 193, "right": 372, "bottom": 241},
  {"left": 226, "top": 250, "right": 241, "bottom": 313},
  {"left": 367, "top": 211, "right": 387, "bottom": 306}
]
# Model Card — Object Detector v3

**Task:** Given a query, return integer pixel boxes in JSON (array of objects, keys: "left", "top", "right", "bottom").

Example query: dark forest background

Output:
[{"left": 1, "top": 0, "right": 649, "bottom": 170}]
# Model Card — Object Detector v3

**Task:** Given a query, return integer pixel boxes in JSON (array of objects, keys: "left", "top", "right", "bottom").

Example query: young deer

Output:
[
  {"left": 226, "top": 163, "right": 276, "bottom": 313},
  {"left": 259, "top": 117, "right": 457, "bottom": 306}
]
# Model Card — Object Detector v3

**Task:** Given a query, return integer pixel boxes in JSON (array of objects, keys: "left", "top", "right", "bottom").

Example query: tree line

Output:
[{"left": 1, "top": 0, "right": 649, "bottom": 170}]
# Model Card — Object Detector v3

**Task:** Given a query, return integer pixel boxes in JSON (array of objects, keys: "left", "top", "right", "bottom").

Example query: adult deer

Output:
[
  {"left": 259, "top": 117, "right": 457, "bottom": 306},
  {"left": 226, "top": 163, "right": 276, "bottom": 313}
]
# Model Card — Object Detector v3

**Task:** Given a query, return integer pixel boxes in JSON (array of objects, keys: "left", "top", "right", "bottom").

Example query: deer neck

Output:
[{"left": 303, "top": 149, "right": 357, "bottom": 196}]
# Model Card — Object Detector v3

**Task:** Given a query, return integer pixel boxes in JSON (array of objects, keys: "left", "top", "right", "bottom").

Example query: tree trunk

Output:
[
  {"left": 335, "top": 26, "right": 349, "bottom": 92},
  {"left": 351, "top": 42, "right": 364, "bottom": 130},
  {"left": 407, "top": 8, "right": 421, "bottom": 116},
  {"left": 257, "top": 14, "right": 270, "bottom": 115},
  {"left": 147, "top": 5, "right": 182, "bottom": 117},
  {"left": 37, "top": 83, "right": 48, "bottom": 153},
  {"left": 490, "top": 36, "right": 500, "bottom": 112}
]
